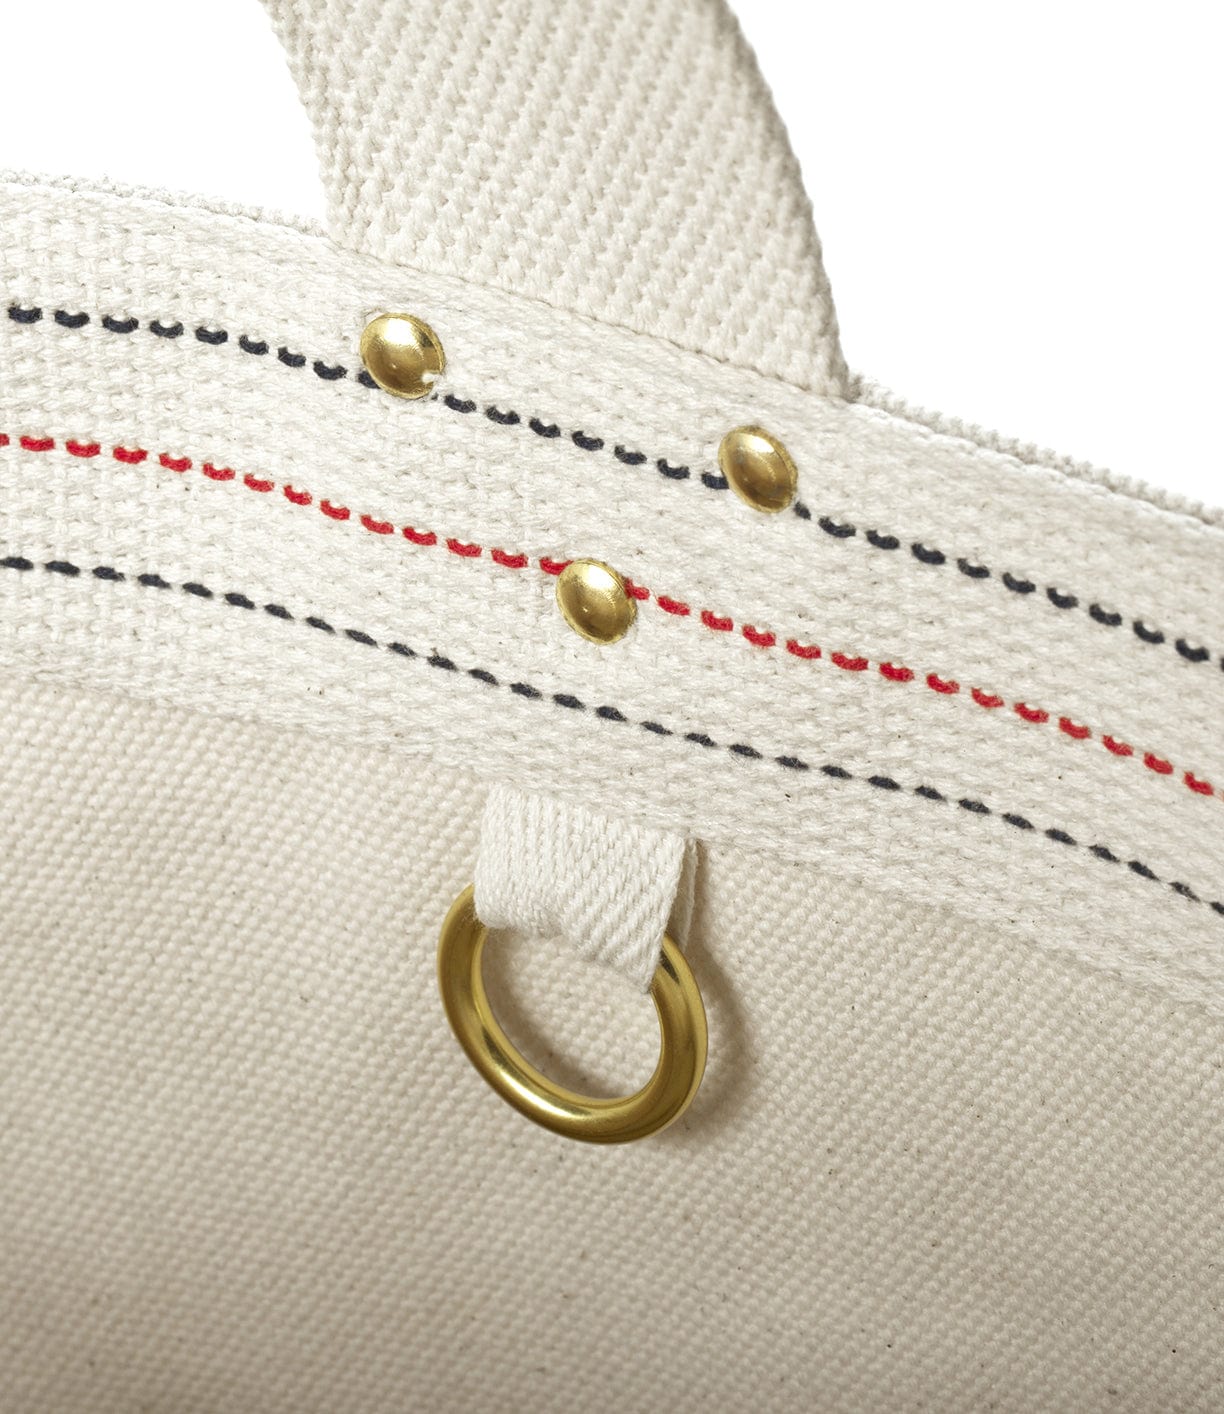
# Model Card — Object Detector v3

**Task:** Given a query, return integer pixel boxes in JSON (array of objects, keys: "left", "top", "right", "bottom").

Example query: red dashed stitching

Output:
[
  {"left": 5, "top": 427, "right": 1214, "bottom": 803},
  {"left": 1015, "top": 703, "right": 1048, "bottom": 724},
  {"left": 832, "top": 652, "right": 869, "bottom": 672}
]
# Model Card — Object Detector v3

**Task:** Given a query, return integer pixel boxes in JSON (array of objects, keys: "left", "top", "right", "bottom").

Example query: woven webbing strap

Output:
[{"left": 261, "top": 0, "right": 848, "bottom": 393}]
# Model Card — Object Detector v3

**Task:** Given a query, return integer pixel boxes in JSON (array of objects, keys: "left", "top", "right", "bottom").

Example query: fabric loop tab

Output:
[{"left": 474, "top": 784, "right": 694, "bottom": 992}]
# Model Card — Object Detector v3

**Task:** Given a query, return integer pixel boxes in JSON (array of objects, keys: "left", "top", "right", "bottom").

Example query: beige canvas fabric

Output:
[
  {"left": 0, "top": 671, "right": 1221, "bottom": 1412},
  {"left": 1, "top": 2, "right": 1222, "bottom": 1410}
]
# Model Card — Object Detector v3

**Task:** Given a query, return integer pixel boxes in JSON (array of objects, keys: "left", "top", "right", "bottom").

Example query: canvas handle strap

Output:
[{"left": 260, "top": 0, "right": 848, "bottom": 394}]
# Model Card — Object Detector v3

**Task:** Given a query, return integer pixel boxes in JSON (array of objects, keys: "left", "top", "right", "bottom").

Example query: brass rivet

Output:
[
  {"left": 555, "top": 559, "right": 636, "bottom": 644},
  {"left": 717, "top": 425, "right": 798, "bottom": 513},
  {"left": 359, "top": 312, "right": 445, "bottom": 399}
]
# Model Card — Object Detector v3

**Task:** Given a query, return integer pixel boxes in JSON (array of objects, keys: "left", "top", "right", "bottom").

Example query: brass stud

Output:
[
  {"left": 555, "top": 559, "right": 636, "bottom": 644},
  {"left": 717, "top": 425, "right": 798, "bottom": 513},
  {"left": 359, "top": 312, "right": 445, "bottom": 399}
]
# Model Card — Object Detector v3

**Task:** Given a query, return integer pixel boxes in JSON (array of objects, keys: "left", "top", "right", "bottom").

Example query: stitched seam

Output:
[
  {"left": 2, "top": 549, "right": 1218, "bottom": 923},
  {"left": 2, "top": 428, "right": 1215, "bottom": 807},
  {"left": 6, "top": 303, "right": 1216, "bottom": 675}
]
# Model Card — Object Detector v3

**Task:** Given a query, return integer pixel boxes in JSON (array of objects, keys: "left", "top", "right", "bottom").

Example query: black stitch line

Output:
[
  {"left": 912, "top": 543, "right": 946, "bottom": 566},
  {"left": 445, "top": 394, "right": 476, "bottom": 414},
  {"left": 956, "top": 558, "right": 990, "bottom": 580},
  {"left": 1, "top": 549, "right": 1219, "bottom": 920},
  {"left": 10, "top": 303, "right": 1219, "bottom": 676},
  {"left": 614, "top": 446, "right": 646, "bottom": 466},
  {"left": 1002, "top": 572, "right": 1036, "bottom": 595}
]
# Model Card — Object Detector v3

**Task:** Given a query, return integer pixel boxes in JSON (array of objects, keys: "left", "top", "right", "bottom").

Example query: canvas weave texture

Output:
[
  {"left": 0, "top": 671, "right": 1220, "bottom": 1413},
  {"left": 2, "top": 176, "right": 1222, "bottom": 1017},
  {"left": 2, "top": 0, "right": 1223, "bottom": 1407},
  {"left": 261, "top": 0, "right": 848, "bottom": 394}
]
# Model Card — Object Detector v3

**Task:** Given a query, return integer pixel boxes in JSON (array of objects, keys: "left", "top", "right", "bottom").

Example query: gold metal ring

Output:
[{"left": 436, "top": 885, "right": 707, "bottom": 1144}]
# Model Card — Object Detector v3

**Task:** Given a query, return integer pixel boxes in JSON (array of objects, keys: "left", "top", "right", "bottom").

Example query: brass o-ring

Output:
[{"left": 436, "top": 885, "right": 707, "bottom": 1144}]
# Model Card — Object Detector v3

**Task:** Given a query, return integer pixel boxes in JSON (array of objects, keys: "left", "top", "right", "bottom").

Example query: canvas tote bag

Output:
[{"left": 2, "top": 2, "right": 1222, "bottom": 1409}]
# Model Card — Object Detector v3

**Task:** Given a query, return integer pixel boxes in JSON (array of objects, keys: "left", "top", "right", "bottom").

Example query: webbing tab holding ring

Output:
[{"left": 437, "top": 885, "right": 707, "bottom": 1144}]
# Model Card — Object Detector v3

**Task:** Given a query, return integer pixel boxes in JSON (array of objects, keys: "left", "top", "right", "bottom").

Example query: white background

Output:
[{"left": 1, "top": 1, "right": 1219, "bottom": 506}]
